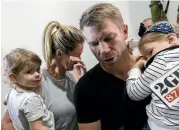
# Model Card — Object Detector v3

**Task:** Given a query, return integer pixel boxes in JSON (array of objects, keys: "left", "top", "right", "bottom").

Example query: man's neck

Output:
[{"left": 101, "top": 52, "right": 137, "bottom": 80}]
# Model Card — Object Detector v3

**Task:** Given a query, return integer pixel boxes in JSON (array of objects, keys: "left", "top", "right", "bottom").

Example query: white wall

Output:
[{"left": 1, "top": 0, "right": 177, "bottom": 117}]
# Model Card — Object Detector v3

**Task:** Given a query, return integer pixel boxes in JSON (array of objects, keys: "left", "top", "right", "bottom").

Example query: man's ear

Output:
[
  {"left": 56, "top": 49, "right": 63, "bottom": 59},
  {"left": 167, "top": 33, "right": 178, "bottom": 45},
  {"left": 8, "top": 73, "right": 17, "bottom": 84}
]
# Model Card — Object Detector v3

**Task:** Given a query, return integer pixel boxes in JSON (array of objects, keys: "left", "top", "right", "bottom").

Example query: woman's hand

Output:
[{"left": 70, "top": 56, "right": 87, "bottom": 78}]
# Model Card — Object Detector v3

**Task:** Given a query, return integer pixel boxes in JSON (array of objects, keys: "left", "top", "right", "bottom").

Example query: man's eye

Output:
[{"left": 104, "top": 36, "right": 114, "bottom": 42}]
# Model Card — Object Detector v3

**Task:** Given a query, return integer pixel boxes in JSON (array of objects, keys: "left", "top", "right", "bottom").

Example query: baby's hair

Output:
[
  {"left": 139, "top": 21, "right": 171, "bottom": 49},
  {"left": 2, "top": 48, "right": 41, "bottom": 84}
]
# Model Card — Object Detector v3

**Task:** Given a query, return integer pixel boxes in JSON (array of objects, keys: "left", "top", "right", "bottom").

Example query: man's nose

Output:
[{"left": 99, "top": 42, "right": 110, "bottom": 54}]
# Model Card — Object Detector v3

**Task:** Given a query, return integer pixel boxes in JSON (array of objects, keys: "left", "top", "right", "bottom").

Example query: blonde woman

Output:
[{"left": 2, "top": 21, "right": 86, "bottom": 130}]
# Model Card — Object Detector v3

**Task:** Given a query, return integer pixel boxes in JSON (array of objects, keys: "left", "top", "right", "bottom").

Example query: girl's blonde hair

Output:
[
  {"left": 138, "top": 32, "right": 168, "bottom": 49},
  {"left": 139, "top": 21, "right": 170, "bottom": 50},
  {"left": 42, "top": 21, "right": 85, "bottom": 68},
  {"left": 3, "top": 48, "right": 41, "bottom": 83}
]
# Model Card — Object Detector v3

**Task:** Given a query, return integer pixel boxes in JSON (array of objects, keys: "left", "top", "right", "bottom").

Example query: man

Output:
[
  {"left": 74, "top": 3, "right": 151, "bottom": 130},
  {"left": 138, "top": 18, "right": 153, "bottom": 37}
]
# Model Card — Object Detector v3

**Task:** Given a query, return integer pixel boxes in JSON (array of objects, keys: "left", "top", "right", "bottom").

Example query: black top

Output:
[{"left": 74, "top": 64, "right": 151, "bottom": 130}]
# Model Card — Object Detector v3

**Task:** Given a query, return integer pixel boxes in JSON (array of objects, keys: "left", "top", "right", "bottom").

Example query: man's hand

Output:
[{"left": 78, "top": 120, "right": 101, "bottom": 130}]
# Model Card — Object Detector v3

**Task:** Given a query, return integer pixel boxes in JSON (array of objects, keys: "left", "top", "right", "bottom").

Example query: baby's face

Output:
[{"left": 140, "top": 40, "right": 171, "bottom": 60}]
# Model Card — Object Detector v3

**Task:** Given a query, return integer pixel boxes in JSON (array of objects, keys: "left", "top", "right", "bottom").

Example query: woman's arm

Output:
[{"left": 1, "top": 110, "right": 14, "bottom": 130}]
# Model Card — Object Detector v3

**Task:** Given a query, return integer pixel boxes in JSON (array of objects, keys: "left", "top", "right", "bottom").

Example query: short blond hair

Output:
[
  {"left": 3, "top": 48, "right": 41, "bottom": 78},
  {"left": 43, "top": 21, "right": 84, "bottom": 68},
  {"left": 80, "top": 3, "right": 124, "bottom": 30}
]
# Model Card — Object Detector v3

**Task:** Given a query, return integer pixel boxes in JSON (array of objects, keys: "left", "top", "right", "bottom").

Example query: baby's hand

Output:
[{"left": 133, "top": 56, "right": 146, "bottom": 69}]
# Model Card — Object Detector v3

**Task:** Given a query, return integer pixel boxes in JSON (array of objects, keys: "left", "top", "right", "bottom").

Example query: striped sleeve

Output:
[{"left": 126, "top": 54, "right": 167, "bottom": 101}]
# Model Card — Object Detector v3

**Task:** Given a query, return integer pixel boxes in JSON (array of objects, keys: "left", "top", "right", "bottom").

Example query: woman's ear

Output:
[
  {"left": 56, "top": 49, "right": 63, "bottom": 59},
  {"left": 8, "top": 74, "right": 17, "bottom": 84},
  {"left": 167, "top": 33, "right": 178, "bottom": 45},
  {"left": 123, "top": 24, "right": 128, "bottom": 40}
]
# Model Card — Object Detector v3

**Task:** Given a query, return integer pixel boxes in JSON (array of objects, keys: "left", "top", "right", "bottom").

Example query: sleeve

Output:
[
  {"left": 20, "top": 95, "right": 45, "bottom": 122},
  {"left": 126, "top": 55, "right": 167, "bottom": 101},
  {"left": 74, "top": 78, "right": 99, "bottom": 123}
]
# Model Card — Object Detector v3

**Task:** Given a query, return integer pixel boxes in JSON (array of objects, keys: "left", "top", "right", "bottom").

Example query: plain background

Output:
[{"left": 1, "top": 0, "right": 178, "bottom": 117}]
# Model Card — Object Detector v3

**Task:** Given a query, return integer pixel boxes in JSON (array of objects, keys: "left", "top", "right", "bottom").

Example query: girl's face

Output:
[
  {"left": 60, "top": 43, "right": 83, "bottom": 71},
  {"left": 140, "top": 40, "right": 171, "bottom": 60},
  {"left": 11, "top": 62, "right": 41, "bottom": 89},
  {"left": 140, "top": 34, "right": 179, "bottom": 60}
]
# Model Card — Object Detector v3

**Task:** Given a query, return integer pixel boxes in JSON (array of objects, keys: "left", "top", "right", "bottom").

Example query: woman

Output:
[{"left": 2, "top": 21, "right": 86, "bottom": 130}]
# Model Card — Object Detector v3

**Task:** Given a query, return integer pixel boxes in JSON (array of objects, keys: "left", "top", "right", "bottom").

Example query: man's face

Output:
[
  {"left": 82, "top": 19, "right": 128, "bottom": 67},
  {"left": 143, "top": 19, "right": 153, "bottom": 31}
]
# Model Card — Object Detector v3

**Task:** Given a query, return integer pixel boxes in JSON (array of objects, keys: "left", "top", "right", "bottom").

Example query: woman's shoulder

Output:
[{"left": 66, "top": 71, "right": 77, "bottom": 84}]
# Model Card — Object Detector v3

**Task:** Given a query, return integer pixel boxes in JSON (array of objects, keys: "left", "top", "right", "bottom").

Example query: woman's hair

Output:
[
  {"left": 139, "top": 21, "right": 171, "bottom": 49},
  {"left": 3, "top": 48, "right": 41, "bottom": 82},
  {"left": 42, "top": 21, "right": 84, "bottom": 68}
]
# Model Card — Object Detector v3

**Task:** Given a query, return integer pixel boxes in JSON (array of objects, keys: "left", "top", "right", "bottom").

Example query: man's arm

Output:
[
  {"left": 1, "top": 110, "right": 14, "bottom": 130},
  {"left": 74, "top": 76, "right": 101, "bottom": 130},
  {"left": 78, "top": 120, "right": 101, "bottom": 130}
]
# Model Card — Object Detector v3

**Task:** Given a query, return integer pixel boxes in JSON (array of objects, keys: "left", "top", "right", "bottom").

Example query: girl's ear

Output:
[
  {"left": 8, "top": 73, "right": 17, "bottom": 84},
  {"left": 167, "top": 33, "right": 178, "bottom": 45}
]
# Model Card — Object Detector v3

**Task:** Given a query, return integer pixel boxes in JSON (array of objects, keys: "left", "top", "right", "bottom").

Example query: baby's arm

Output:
[
  {"left": 29, "top": 119, "right": 49, "bottom": 130},
  {"left": 20, "top": 95, "right": 52, "bottom": 130},
  {"left": 126, "top": 56, "right": 167, "bottom": 101}
]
